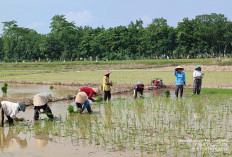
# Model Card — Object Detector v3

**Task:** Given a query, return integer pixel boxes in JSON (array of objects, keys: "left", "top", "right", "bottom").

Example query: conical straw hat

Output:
[
  {"left": 75, "top": 92, "right": 88, "bottom": 104},
  {"left": 33, "top": 94, "right": 48, "bottom": 107},
  {"left": 175, "top": 66, "right": 184, "bottom": 71},
  {"left": 104, "top": 70, "right": 111, "bottom": 76},
  {"left": 93, "top": 88, "right": 100, "bottom": 95}
]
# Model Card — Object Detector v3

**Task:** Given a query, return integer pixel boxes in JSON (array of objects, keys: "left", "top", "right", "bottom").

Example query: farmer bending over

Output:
[
  {"left": 133, "top": 81, "right": 144, "bottom": 98},
  {"left": 79, "top": 87, "right": 100, "bottom": 102},
  {"left": 33, "top": 94, "right": 54, "bottom": 121},
  {"left": 75, "top": 92, "right": 92, "bottom": 114},
  {"left": 0, "top": 101, "right": 26, "bottom": 127}
]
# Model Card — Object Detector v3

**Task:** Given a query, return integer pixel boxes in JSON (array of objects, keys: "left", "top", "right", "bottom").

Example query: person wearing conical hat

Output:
[
  {"left": 102, "top": 70, "right": 112, "bottom": 101},
  {"left": 174, "top": 66, "right": 186, "bottom": 98},
  {"left": 133, "top": 81, "right": 144, "bottom": 98},
  {"left": 0, "top": 101, "right": 26, "bottom": 127},
  {"left": 33, "top": 94, "right": 53, "bottom": 121},
  {"left": 75, "top": 92, "right": 92, "bottom": 114},
  {"left": 79, "top": 87, "right": 100, "bottom": 102},
  {"left": 193, "top": 65, "right": 203, "bottom": 95}
]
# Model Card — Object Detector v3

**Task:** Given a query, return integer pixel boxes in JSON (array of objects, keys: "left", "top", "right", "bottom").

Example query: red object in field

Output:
[{"left": 154, "top": 80, "right": 159, "bottom": 86}]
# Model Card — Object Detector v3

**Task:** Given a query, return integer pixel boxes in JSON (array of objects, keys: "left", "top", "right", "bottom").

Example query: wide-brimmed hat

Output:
[
  {"left": 175, "top": 66, "right": 184, "bottom": 71},
  {"left": 136, "top": 81, "right": 144, "bottom": 85},
  {"left": 104, "top": 70, "right": 111, "bottom": 76},
  {"left": 195, "top": 65, "right": 201, "bottom": 70},
  {"left": 33, "top": 94, "right": 48, "bottom": 107},
  {"left": 18, "top": 102, "right": 26, "bottom": 112},
  {"left": 93, "top": 88, "right": 100, "bottom": 95},
  {"left": 75, "top": 92, "right": 88, "bottom": 104}
]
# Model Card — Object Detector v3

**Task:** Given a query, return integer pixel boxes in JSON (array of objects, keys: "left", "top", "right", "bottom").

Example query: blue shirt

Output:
[{"left": 174, "top": 72, "right": 186, "bottom": 85}]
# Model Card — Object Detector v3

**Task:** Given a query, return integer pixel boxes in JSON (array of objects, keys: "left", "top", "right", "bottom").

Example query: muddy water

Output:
[
  {"left": 0, "top": 83, "right": 78, "bottom": 99},
  {"left": 0, "top": 127, "right": 151, "bottom": 157},
  {"left": 0, "top": 91, "right": 167, "bottom": 157},
  {"left": 0, "top": 87, "right": 181, "bottom": 157},
  {"left": 0, "top": 126, "right": 156, "bottom": 157},
  {"left": 15, "top": 90, "right": 167, "bottom": 121}
]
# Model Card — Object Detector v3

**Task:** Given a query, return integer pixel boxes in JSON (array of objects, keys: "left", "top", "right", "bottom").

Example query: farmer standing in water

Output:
[
  {"left": 193, "top": 65, "right": 203, "bottom": 95},
  {"left": 103, "top": 70, "right": 112, "bottom": 102},
  {"left": 174, "top": 66, "right": 186, "bottom": 98}
]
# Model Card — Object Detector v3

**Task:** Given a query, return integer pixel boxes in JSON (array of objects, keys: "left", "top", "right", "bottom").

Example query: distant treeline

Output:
[{"left": 0, "top": 13, "right": 232, "bottom": 62}]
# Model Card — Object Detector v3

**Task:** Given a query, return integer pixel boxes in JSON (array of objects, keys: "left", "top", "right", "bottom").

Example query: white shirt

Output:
[
  {"left": 193, "top": 70, "right": 203, "bottom": 78},
  {"left": 1, "top": 101, "right": 19, "bottom": 118}
]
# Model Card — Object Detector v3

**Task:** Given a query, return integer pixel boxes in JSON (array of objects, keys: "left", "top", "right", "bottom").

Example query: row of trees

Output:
[{"left": 0, "top": 13, "right": 232, "bottom": 61}]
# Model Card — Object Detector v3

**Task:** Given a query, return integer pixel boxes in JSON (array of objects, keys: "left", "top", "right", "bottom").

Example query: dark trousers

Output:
[
  {"left": 133, "top": 88, "right": 144, "bottom": 98},
  {"left": 175, "top": 85, "right": 184, "bottom": 98},
  {"left": 34, "top": 103, "right": 53, "bottom": 120},
  {"left": 1, "top": 109, "right": 14, "bottom": 127},
  {"left": 193, "top": 79, "right": 202, "bottom": 95},
  {"left": 104, "top": 91, "right": 111, "bottom": 101},
  {"left": 76, "top": 102, "right": 92, "bottom": 113}
]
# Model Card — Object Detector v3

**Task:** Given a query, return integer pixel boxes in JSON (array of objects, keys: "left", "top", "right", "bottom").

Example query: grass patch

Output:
[
  {"left": 0, "top": 70, "right": 231, "bottom": 87},
  {"left": 185, "top": 88, "right": 232, "bottom": 94}
]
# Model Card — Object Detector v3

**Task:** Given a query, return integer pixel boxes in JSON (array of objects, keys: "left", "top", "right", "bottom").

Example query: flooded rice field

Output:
[
  {"left": 1, "top": 84, "right": 230, "bottom": 157},
  {"left": 0, "top": 83, "right": 78, "bottom": 99}
]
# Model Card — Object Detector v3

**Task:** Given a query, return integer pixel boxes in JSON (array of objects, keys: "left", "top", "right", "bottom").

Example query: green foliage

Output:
[
  {"left": 1, "top": 13, "right": 232, "bottom": 61},
  {"left": 3, "top": 83, "right": 8, "bottom": 87},
  {"left": 67, "top": 105, "right": 74, "bottom": 114},
  {"left": 96, "top": 96, "right": 103, "bottom": 102},
  {"left": 185, "top": 88, "right": 232, "bottom": 94},
  {"left": 1, "top": 83, "right": 8, "bottom": 93},
  {"left": 50, "top": 86, "right": 54, "bottom": 90},
  {"left": 165, "top": 90, "right": 171, "bottom": 97}
]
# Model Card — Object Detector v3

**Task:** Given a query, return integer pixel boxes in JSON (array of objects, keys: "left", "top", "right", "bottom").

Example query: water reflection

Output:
[
  {"left": 35, "top": 133, "right": 49, "bottom": 149},
  {"left": 153, "top": 91, "right": 160, "bottom": 97},
  {"left": 33, "top": 123, "right": 51, "bottom": 149},
  {"left": 0, "top": 83, "right": 78, "bottom": 99},
  {"left": 0, "top": 127, "right": 27, "bottom": 151}
]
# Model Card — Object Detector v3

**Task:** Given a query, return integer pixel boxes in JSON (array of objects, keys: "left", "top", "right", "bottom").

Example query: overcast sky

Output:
[{"left": 0, "top": 0, "right": 232, "bottom": 34}]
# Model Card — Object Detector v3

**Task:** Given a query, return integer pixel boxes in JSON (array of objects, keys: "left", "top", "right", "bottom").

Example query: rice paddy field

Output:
[
  {"left": 0, "top": 59, "right": 232, "bottom": 157},
  {"left": 1, "top": 94, "right": 232, "bottom": 157}
]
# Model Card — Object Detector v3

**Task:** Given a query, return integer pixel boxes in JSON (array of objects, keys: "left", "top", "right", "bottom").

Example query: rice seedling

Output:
[
  {"left": 165, "top": 89, "right": 171, "bottom": 97},
  {"left": 1, "top": 83, "right": 8, "bottom": 93},
  {"left": 96, "top": 96, "right": 103, "bottom": 102},
  {"left": 67, "top": 105, "right": 74, "bottom": 114}
]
